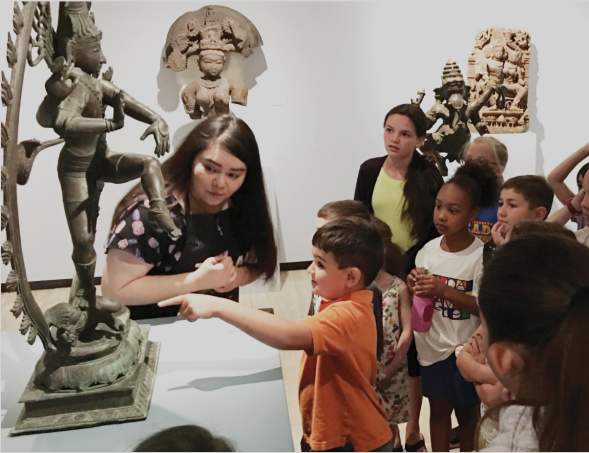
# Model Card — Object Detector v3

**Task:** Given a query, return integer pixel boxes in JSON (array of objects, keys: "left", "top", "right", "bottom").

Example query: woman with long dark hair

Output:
[{"left": 102, "top": 114, "right": 277, "bottom": 319}]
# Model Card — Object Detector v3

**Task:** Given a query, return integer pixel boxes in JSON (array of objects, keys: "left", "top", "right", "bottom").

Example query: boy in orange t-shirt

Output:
[{"left": 160, "top": 218, "right": 393, "bottom": 451}]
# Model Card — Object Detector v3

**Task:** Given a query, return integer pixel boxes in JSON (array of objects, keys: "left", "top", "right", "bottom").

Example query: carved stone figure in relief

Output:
[
  {"left": 163, "top": 6, "right": 263, "bottom": 119},
  {"left": 414, "top": 60, "right": 489, "bottom": 176},
  {"left": 467, "top": 28, "right": 531, "bottom": 133}
]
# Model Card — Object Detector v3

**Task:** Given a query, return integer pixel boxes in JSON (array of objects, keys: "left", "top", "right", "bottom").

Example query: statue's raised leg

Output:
[{"left": 103, "top": 153, "right": 180, "bottom": 240}]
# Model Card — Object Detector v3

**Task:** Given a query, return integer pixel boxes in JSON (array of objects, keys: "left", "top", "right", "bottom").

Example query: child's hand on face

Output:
[
  {"left": 491, "top": 221, "right": 509, "bottom": 246},
  {"left": 571, "top": 187, "right": 585, "bottom": 212},
  {"left": 464, "top": 332, "right": 486, "bottom": 364}
]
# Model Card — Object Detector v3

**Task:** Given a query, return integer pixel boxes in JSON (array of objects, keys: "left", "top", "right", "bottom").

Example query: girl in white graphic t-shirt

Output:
[{"left": 407, "top": 162, "right": 498, "bottom": 451}]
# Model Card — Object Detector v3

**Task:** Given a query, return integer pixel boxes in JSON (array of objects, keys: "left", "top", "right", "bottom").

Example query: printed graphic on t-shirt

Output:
[
  {"left": 469, "top": 206, "right": 497, "bottom": 243},
  {"left": 433, "top": 275, "right": 473, "bottom": 320},
  {"left": 469, "top": 220, "right": 494, "bottom": 243}
]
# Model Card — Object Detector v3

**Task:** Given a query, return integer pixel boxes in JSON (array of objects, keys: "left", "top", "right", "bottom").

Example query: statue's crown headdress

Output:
[
  {"left": 197, "top": 7, "right": 235, "bottom": 53},
  {"left": 55, "top": 2, "right": 102, "bottom": 58}
]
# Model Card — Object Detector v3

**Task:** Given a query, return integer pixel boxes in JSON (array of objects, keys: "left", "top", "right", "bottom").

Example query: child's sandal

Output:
[{"left": 405, "top": 434, "right": 427, "bottom": 452}]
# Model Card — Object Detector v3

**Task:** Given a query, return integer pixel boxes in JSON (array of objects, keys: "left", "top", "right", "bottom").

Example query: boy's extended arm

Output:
[{"left": 159, "top": 294, "right": 314, "bottom": 351}]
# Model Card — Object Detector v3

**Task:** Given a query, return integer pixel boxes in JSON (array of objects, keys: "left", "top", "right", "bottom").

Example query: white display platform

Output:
[{"left": 1, "top": 318, "right": 293, "bottom": 452}]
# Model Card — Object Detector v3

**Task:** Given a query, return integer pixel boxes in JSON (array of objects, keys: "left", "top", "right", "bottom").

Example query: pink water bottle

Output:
[
  {"left": 412, "top": 267, "right": 434, "bottom": 332},
  {"left": 412, "top": 294, "right": 434, "bottom": 332}
]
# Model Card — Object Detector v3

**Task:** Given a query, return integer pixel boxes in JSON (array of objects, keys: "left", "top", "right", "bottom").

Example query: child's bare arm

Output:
[
  {"left": 457, "top": 346, "right": 495, "bottom": 383},
  {"left": 475, "top": 380, "right": 508, "bottom": 407},
  {"left": 547, "top": 189, "right": 585, "bottom": 225},
  {"left": 397, "top": 282, "right": 413, "bottom": 353},
  {"left": 159, "top": 294, "right": 313, "bottom": 351},
  {"left": 546, "top": 205, "right": 574, "bottom": 226},
  {"left": 547, "top": 143, "right": 589, "bottom": 204},
  {"left": 383, "top": 283, "right": 413, "bottom": 378}
]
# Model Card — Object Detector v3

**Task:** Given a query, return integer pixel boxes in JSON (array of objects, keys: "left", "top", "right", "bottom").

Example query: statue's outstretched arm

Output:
[{"left": 101, "top": 80, "right": 170, "bottom": 157}]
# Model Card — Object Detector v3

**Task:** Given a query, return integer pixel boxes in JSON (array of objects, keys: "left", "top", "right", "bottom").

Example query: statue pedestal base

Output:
[{"left": 11, "top": 325, "right": 159, "bottom": 435}]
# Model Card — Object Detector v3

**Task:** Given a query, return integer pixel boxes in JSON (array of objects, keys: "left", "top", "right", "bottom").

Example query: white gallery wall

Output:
[{"left": 1, "top": 0, "right": 588, "bottom": 283}]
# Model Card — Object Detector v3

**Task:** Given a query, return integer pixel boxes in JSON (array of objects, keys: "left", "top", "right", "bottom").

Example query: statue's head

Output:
[
  {"left": 55, "top": 2, "right": 105, "bottom": 76},
  {"left": 490, "top": 43, "right": 506, "bottom": 60},
  {"left": 198, "top": 49, "right": 226, "bottom": 78},
  {"left": 448, "top": 93, "right": 466, "bottom": 110}
]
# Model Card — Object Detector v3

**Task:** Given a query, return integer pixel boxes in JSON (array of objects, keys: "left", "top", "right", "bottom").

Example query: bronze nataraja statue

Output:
[
  {"left": 2, "top": 2, "right": 164, "bottom": 434},
  {"left": 37, "top": 2, "right": 180, "bottom": 317}
]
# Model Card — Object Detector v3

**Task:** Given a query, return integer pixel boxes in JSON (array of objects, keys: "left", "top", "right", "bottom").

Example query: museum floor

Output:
[{"left": 1, "top": 270, "right": 439, "bottom": 452}]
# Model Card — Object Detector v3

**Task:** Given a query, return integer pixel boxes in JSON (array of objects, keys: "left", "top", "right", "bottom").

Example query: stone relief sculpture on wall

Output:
[
  {"left": 2, "top": 1, "right": 165, "bottom": 434},
  {"left": 412, "top": 60, "right": 489, "bottom": 176},
  {"left": 467, "top": 28, "right": 531, "bottom": 133},
  {"left": 163, "top": 5, "right": 263, "bottom": 119}
]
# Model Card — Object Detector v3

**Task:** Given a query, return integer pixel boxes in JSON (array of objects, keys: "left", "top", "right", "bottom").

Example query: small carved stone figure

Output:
[
  {"left": 163, "top": 6, "right": 263, "bottom": 119},
  {"left": 467, "top": 28, "right": 531, "bottom": 133},
  {"left": 415, "top": 60, "right": 489, "bottom": 176},
  {"left": 181, "top": 48, "right": 232, "bottom": 119},
  {"left": 36, "top": 2, "right": 181, "bottom": 319}
]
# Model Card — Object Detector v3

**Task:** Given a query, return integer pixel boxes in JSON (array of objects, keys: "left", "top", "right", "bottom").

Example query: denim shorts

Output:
[{"left": 421, "top": 353, "right": 479, "bottom": 408}]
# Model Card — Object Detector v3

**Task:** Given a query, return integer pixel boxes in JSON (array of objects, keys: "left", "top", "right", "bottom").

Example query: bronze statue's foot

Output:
[
  {"left": 148, "top": 203, "right": 181, "bottom": 241},
  {"left": 70, "top": 285, "right": 97, "bottom": 311},
  {"left": 96, "top": 296, "right": 123, "bottom": 313},
  {"left": 71, "top": 292, "right": 90, "bottom": 310}
]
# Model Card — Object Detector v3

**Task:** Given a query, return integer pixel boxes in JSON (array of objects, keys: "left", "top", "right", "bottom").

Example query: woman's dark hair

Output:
[
  {"left": 478, "top": 235, "right": 589, "bottom": 451},
  {"left": 447, "top": 160, "right": 498, "bottom": 209},
  {"left": 134, "top": 424, "right": 234, "bottom": 451},
  {"left": 383, "top": 104, "right": 443, "bottom": 242},
  {"left": 383, "top": 103, "right": 427, "bottom": 137},
  {"left": 111, "top": 114, "right": 277, "bottom": 279}
]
